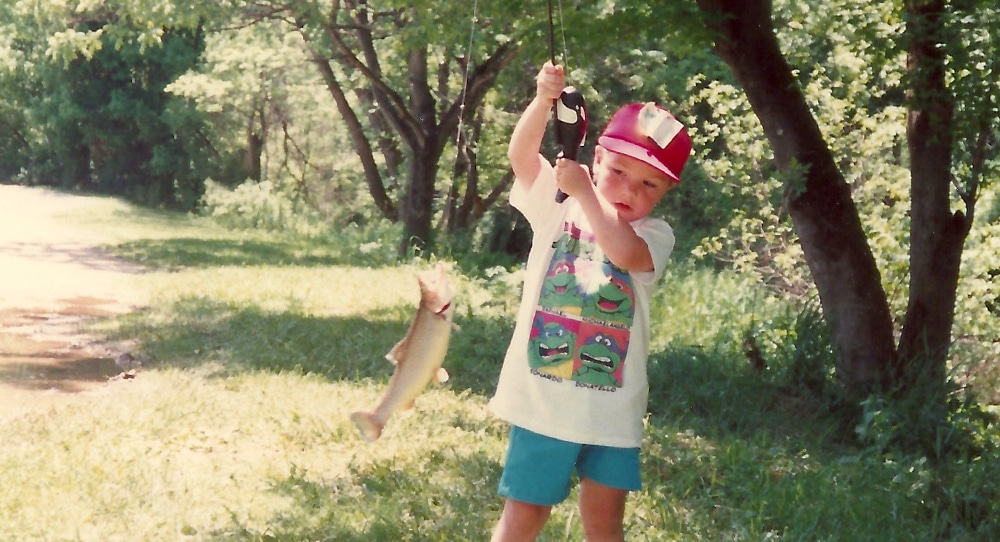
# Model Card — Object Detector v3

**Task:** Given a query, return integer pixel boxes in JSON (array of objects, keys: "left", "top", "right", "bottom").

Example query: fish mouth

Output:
[
  {"left": 580, "top": 352, "right": 614, "bottom": 371},
  {"left": 539, "top": 343, "right": 570, "bottom": 359}
]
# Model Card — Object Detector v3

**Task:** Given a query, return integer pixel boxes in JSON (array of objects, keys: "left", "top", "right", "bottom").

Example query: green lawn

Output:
[{"left": 1, "top": 195, "right": 997, "bottom": 541}]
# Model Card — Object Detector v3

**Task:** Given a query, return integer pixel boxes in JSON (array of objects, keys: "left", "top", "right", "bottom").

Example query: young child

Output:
[{"left": 489, "top": 62, "right": 692, "bottom": 542}]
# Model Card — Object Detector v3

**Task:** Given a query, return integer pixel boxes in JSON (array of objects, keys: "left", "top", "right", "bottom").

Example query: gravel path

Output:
[{"left": 0, "top": 185, "right": 146, "bottom": 418}]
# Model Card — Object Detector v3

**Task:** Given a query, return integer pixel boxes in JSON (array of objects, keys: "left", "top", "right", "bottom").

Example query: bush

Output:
[{"left": 199, "top": 178, "right": 320, "bottom": 235}]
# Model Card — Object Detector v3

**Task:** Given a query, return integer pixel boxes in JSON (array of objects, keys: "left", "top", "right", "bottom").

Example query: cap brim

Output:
[{"left": 598, "top": 136, "right": 681, "bottom": 182}]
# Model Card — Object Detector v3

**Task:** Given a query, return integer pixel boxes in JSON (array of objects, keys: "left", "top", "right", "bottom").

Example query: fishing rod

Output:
[{"left": 547, "top": 0, "right": 587, "bottom": 203}]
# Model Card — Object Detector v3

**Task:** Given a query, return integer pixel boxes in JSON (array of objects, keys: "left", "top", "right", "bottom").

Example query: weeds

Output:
[{"left": 1, "top": 197, "right": 998, "bottom": 540}]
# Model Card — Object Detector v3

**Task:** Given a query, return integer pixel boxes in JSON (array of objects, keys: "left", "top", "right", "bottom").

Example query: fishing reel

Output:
[{"left": 554, "top": 86, "right": 587, "bottom": 203}]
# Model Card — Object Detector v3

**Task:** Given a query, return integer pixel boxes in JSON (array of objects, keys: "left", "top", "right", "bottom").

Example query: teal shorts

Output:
[{"left": 497, "top": 425, "right": 641, "bottom": 506}]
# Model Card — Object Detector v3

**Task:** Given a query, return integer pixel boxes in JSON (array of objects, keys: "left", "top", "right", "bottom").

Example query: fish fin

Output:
[
  {"left": 386, "top": 339, "right": 407, "bottom": 364},
  {"left": 350, "top": 411, "right": 383, "bottom": 443},
  {"left": 435, "top": 367, "right": 450, "bottom": 384}
]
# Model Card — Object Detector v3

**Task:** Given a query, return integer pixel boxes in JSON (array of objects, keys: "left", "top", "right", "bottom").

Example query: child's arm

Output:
[
  {"left": 554, "top": 158, "right": 656, "bottom": 272},
  {"left": 507, "top": 63, "right": 565, "bottom": 191}
]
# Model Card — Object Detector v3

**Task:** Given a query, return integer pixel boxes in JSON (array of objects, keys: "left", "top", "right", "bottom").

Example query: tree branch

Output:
[
  {"left": 319, "top": 5, "right": 424, "bottom": 148},
  {"left": 306, "top": 46, "right": 397, "bottom": 221},
  {"left": 437, "top": 40, "right": 519, "bottom": 151}
]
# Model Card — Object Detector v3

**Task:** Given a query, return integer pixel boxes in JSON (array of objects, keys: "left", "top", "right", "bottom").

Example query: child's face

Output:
[{"left": 592, "top": 146, "right": 678, "bottom": 222}]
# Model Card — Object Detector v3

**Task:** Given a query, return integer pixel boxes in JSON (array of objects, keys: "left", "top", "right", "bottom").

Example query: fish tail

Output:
[{"left": 350, "top": 411, "right": 383, "bottom": 443}]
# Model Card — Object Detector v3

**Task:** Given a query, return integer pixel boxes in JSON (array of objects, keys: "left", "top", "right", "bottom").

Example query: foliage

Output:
[
  {"left": 200, "top": 178, "right": 317, "bottom": 234},
  {"left": 1, "top": 195, "right": 998, "bottom": 539},
  {"left": 165, "top": 20, "right": 346, "bottom": 193},
  {"left": 947, "top": 5, "right": 1000, "bottom": 349},
  {"left": 685, "top": 76, "right": 805, "bottom": 291},
  {"left": 692, "top": 0, "right": 913, "bottom": 298},
  {"left": 956, "top": 192, "right": 1000, "bottom": 343},
  {"left": 1, "top": 1, "right": 213, "bottom": 207},
  {"left": 1, "top": 0, "right": 999, "bottom": 461},
  {"left": 64, "top": 25, "right": 207, "bottom": 206},
  {"left": 243, "top": 0, "right": 528, "bottom": 253},
  {"left": 0, "top": 6, "right": 29, "bottom": 179},
  {"left": 688, "top": 0, "right": 1000, "bottom": 377}
]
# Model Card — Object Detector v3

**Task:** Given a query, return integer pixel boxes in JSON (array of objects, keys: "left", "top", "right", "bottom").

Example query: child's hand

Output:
[
  {"left": 554, "top": 157, "right": 592, "bottom": 198},
  {"left": 536, "top": 62, "right": 565, "bottom": 103}
]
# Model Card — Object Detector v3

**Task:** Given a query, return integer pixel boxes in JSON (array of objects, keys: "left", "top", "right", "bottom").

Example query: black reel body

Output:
[{"left": 554, "top": 86, "right": 587, "bottom": 203}]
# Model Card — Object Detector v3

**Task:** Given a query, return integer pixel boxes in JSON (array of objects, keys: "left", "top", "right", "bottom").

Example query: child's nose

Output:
[{"left": 624, "top": 177, "right": 642, "bottom": 200}]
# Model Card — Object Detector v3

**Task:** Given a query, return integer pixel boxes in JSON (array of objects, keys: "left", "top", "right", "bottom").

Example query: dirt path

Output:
[{"left": 0, "top": 185, "right": 146, "bottom": 419}]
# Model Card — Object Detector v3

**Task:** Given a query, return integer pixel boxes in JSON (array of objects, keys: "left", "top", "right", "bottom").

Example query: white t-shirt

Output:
[{"left": 489, "top": 156, "right": 674, "bottom": 448}]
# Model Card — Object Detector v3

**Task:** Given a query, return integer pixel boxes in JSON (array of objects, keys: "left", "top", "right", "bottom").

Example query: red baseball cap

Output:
[{"left": 598, "top": 103, "right": 692, "bottom": 182}]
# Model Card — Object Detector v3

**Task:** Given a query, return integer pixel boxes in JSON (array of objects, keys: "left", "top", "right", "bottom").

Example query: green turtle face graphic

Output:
[
  {"left": 539, "top": 257, "right": 580, "bottom": 308},
  {"left": 572, "top": 333, "right": 625, "bottom": 387},
  {"left": 581, "top": 275, "right": 634, "bottom": 321},
  {"left": 529, "top": 320, "right": 575, "bottom": 370}
]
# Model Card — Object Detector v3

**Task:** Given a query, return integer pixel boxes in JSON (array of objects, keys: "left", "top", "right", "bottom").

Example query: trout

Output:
[{"left": 350, "top": 264, "right": 455, "bottom": 442}]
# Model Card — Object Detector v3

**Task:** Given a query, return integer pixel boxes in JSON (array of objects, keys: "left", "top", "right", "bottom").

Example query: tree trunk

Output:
[
  {"left": 395, "top": 48, "right": 436, "bottom": 254},
  {"left": 295, "top": 3, "right": 517, "bottom": 255},
  {"left": 897, "top": 0, "right": 970, "bottom": 387},
  {"left": 401, "top": 150, "right": 438, "bottom": 254},
  {"left": 696, "top": 0, "right": 898, "bottom": 393},
  {"left": 244, "top": 131, "right": 263, "bottom": 182},
  {"left": 309, "top": 53, "right": 397, "bottom": 222},
  {"left": 450, "top": 112, "right": 482, "bottom": 231},
  {"left": 351, "top": 4, "right": 404, "bottom": 185}
]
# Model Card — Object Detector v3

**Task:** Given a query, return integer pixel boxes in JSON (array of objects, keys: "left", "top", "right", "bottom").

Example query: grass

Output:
[{"left": 1, "top": 195, "right": 998, "bottom": 540}]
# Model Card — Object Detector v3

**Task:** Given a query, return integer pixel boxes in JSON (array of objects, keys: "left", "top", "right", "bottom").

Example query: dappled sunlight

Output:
[
  {"left": 139, "top": 265, "right": 421, "bottom": 317},
  {"left": 1, "top": 369, "right": 393, "bottom": 539},
  {"left": 107, "top": 298, "right": 412, "bottom": 379},
  {"left": 3, "top": 185, "right": 999, "bottom": 539},
  {"left": 114, "top": 236, "right": 388, "bottom": 271},
  {"left": 215, "top": 386, "right": 511, "bottom": 540},
  {"left": 102, "top": 288, "right": 508, "bottom": 400},
  {"left": 0, "top": 367, "right": 509, "bottom": 540}
]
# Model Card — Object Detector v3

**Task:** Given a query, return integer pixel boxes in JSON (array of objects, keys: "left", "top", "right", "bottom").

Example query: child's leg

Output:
[
  {"left": 494, "top": 426, "right": 578, "bottom": 540},
  {"left": 490, "top": 498, "right": 552, "bottom": 542},
  {"left": 575, "top": 443, "right": 639, "bottom": 541},
  {"left": 578, "top": 477, "right": 628, "bottom": 542}
]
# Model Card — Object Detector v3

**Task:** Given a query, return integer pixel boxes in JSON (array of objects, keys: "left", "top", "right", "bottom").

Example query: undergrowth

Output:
[{"left": 0, "top": 196, "right": 997, "bottom": 540}]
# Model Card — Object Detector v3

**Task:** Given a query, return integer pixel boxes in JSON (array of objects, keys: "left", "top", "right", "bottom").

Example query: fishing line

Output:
[
  {"left": 547, "top": 0, "right": 585, "bottom": 204},
  {"left": 456, "top": 0, "right": 480, "bottom": 146},
  {"left": 556, "top": 0, "right": 570, "bottom": 70},
  {"left": 546, "top": 0, "right": 570, "bottom": 70},
  {"left": 547, "top": 0, "right": 556, "bottom": 65}
]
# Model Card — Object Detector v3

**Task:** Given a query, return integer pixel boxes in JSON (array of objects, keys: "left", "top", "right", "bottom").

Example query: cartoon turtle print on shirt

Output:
[
  {"left": 581, "top": 264, "right": 634, "bottom": 324},
  {"left": 528, "top": 313, "right": 578, "bottom": 379},
  {"left": 572, "top": 331, "right": 626, "bottom": 387},
  {"left": 529, "top": 215, "right": 637, "bottom": 390},
  {"left": 538, "top": 253, "right": 581, "bottom": 313}
]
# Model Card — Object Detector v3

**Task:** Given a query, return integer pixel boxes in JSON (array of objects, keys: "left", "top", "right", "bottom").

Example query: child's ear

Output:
[{"left": 593, "top": 145, "right": 606, "bottom": 165}]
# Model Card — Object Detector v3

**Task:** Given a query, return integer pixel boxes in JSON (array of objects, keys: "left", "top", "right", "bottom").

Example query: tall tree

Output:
[
  {"left": 60, "top": 22, "right": 207, "bottom": 205},
  {"left": 241, "top": 0, "right": 521, "bottom": 254},
  {"left": 693, "top": 0, "right": 996, "bottom": 396},
  {"left": 3, "top": 1, "right": 212, "bottom": 207},
  {"left": 16, "top": 0, "right": 527, "bottom": 251}
]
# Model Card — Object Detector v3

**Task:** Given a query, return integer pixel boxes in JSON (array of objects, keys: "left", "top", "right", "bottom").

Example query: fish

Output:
[{"left": 350, "top": 264, "right": 455, "bottom": 442}]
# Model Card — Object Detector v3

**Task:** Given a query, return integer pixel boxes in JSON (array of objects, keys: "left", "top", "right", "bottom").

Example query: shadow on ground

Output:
[
  {"left": 107, "top": 296, "right": 507, "bottom": 398},
  {"left": 0, "top": 303, "right": 129, "bottom": 415},
  {"left": 114, "top": 236, "right": 394, "bottom": 270}
]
